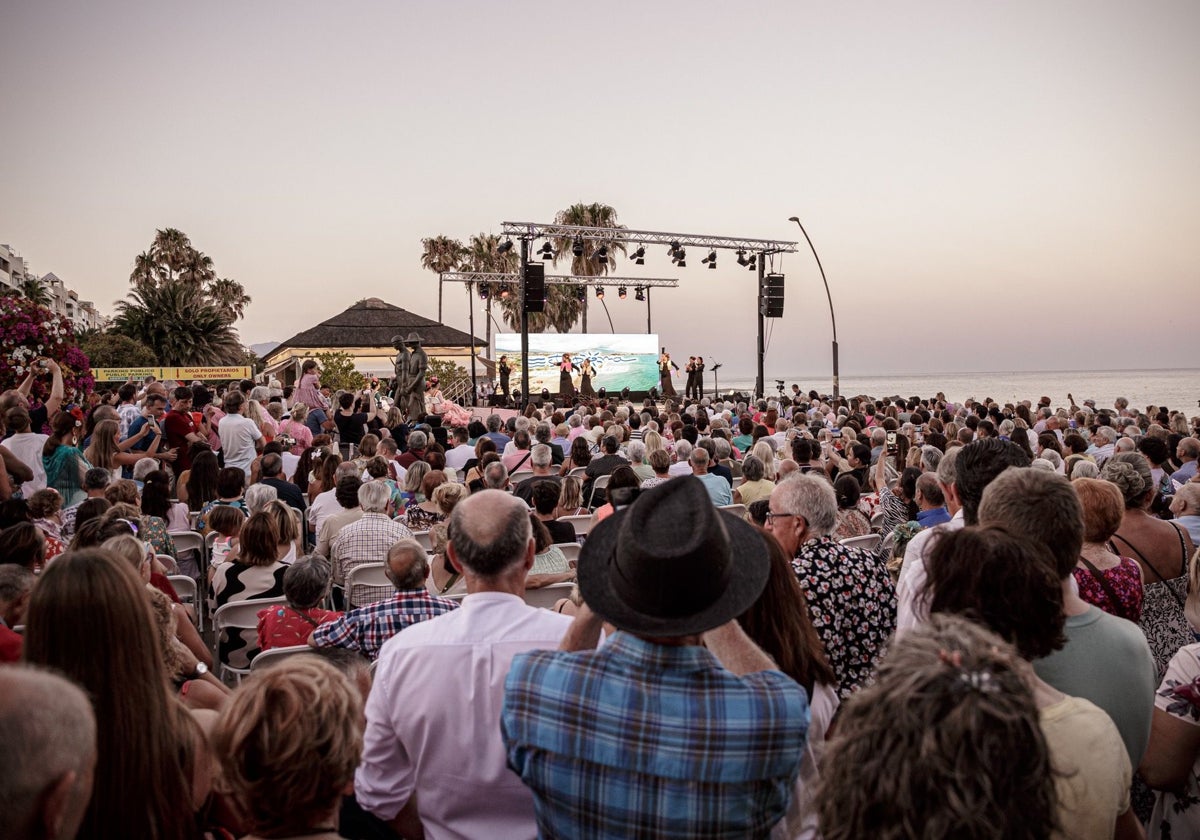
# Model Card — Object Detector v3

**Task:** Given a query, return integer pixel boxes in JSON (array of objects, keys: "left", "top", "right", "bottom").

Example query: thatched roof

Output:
[{"left": 271, "top": 297, "right": 483, "bottom": 353}]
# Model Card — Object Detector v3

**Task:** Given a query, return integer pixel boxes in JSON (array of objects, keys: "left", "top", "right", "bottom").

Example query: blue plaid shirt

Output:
[
  {"left": 310, "top": 589, "right": 459, "bottom": 661},
  {"left": 501, "top": 632, "right": 809, "bottom": 838}
]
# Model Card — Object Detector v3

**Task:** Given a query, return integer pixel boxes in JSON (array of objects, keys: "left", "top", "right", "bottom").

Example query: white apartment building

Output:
[
  {"left": 1, "top": 244, "right": 104, "bottom": 332},
  {"left": 0, "top": 243, "right": 33, "bottom": 294}
]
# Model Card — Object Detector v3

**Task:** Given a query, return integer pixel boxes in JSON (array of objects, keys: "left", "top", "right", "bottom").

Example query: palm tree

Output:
[
  {"left": 552, "top": 203, "right": 627, "bottom": 333},
  {"left": 130, "top": 251, "right": 162, "bottom": 288},
  {"left": 150, "top": 228, "right": 192, "bottom": 282},
  {"left": 179, "top": 250, "right": 215, "bottom": 286},
  {"left": 420, "top": 236, "right": 466, "bottom": 275},
  {"left": 461, "top": 233, "right": 518, "bottom": 350},
  {"left": 206, "top": 277, "right": 252, "bottom": 320},
  {"left": 18, "top": 277, "right": 51, "bottom": 307},
  {"left": 111, "top": 281, "right": 243, "bottom": 366}
]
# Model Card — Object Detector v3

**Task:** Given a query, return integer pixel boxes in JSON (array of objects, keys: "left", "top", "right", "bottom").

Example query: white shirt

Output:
[
  {"left": 4, "top": 432, "right": 49, "bottom": 497},
  {"left": 357, "top": 591, "right": 573, "bottom": 840},
  {"left": 895, "top": 508, "right": 965, "bottom": 635},
  {"left": 216, "top": 413, "right": 262, "bottom": 477},
  {"left": 307, "top": 488, "right": 341, "bottom": 536},
  {"left": 444, "top": 444, "right": 476, "bottom": 472},
  {"left": 668, "top": 461, "right": 693, "bottom": 477}
]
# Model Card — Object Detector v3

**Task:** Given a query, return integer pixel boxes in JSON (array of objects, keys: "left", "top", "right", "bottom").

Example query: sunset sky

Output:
[{"left": 3, "top": 0, "right": 1197, "bottom": 381}]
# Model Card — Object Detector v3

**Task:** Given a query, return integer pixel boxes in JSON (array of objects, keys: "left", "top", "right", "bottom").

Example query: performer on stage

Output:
[
  {"left": 579, "top": 358, "right": 595, "bottom": 397},
  {"left": 693, "top": 355, "right": 706, "bottom": 400},
  {"left": 425, "top": 377, "right": 473, "bottom": 428},
  {"left": 497, "top": 355, "right": 511, "bottom": 400},
  {"left": 658, "top": 349, "right": 678, "bottom": 397},
  {"left": 559, "top": 353, "right": 575, "bottom": 400},
  {"left": 685, "top": 357, "right": 697, "bottom": 400}
]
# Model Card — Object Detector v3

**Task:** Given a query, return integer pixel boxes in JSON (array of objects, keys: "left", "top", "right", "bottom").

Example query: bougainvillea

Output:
[{"left": 0, "top": 296, "right": 94, "bottom": 404}]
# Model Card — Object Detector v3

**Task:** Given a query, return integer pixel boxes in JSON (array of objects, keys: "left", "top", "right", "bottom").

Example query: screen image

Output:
[{"left": 494, "top": 333, "right": 660, "bottom": 393}]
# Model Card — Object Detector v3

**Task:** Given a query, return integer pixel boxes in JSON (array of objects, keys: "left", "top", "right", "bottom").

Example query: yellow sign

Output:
[{"left": 92, "top": 366, "right": 252, "bottom": 382}]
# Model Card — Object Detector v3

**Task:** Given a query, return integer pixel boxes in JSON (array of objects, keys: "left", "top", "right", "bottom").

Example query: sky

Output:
[{"left": 3, "top": 0, "right": 1198, "bottom": 381}]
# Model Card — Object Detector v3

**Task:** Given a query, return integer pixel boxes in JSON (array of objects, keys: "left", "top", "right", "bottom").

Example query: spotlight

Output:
[
  {"left": 595, "top": 245, "right": 608, "bottom": 265},
  {"left": 649, "top": 386, "right": 659, "bottom": 400},
  {"left": 499, "top": 283, "right": 512, "bottom": 299},
  {"left": 538, "top": 242, "right": 554, "bottom": 260},
  {"left": 701, "top": 250, "right": 717, "bottom": 269},
  {"left": 598, "top": 387, "right": 607, "bottom": 399},
  {"left": 736, "top": 250, "right": 749, "bottom": 266},
  {"left": 634, "top": 286, "right": 645, "bottom": 302},
  {"left": 595, "top": 286, "right": 605, "bottom": 299},
  {"left": 747, "top": 253, "right": 757, "bottom": 271},
  {"left": 541, "top": 388, "right": 550, "bottom": 401},
  {"left": 497, "top": 239, "right": 514, "bottom": 254},
  {"left": 621, "top": 386, "right": 630, "bottom": 400},
  {"left": 576, "top": 285, "right": 587, "bottom": 302},
  {"left": 630, "top": 246, "right": 645, "bottom": 265},
  {"left": 668, "top": 241, "right": 681, "bottom": 256},
  {"left": 572, "top": 237, "right": 584, "bottom": 257},
  {"left": 478, "top": 285, "right": 490, "bottom": 300},
  {"left": 512, "top": 389, "right": 521, "bottom": 401},
  {"left": 672, "top": 248, "right": 686, "bottom": 268},
  {"left": 618, "top": 285, "right": 627, "bottom": 299}
]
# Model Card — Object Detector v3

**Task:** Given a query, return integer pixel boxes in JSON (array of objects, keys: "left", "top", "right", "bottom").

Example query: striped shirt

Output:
[{"left": 311, "top": 590, "right": 459, "bottom": 661}]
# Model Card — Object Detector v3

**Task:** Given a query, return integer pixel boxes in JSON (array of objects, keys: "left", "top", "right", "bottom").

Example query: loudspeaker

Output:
[
  {"left": 524, "top": 263, "right": 545, "bottom": 312},
  {"left": 761, "top": 273, "right": 785, "bottom": 318}
]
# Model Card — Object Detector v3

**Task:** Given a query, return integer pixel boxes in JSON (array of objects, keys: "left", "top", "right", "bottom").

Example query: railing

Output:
[{"left": 442, "top": 377, "right": 473, "bottom": 406}]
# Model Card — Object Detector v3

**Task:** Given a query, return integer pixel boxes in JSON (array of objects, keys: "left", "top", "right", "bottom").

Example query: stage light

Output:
[
  {"left": 478, "top": 285, "right": 490, "bottom": 300},
  {"left": 649, "top": 386, "right": 659, "bottom": 400},
  {"left": 576, "top": 285, "right": 587, "bottom": 302},
  {"left": 595, "top": 286, "right": 605, "bottom": 299},
  {"left": 538, "top": 242, "right": 554, "bottom": 260},
  {"left": 702, "top": 250, "right": 717, "bottom": 269},
  {"left": 634, "top": 286, "right": 645, "bottom": 301},
  {"left": 736, "top": 250, "right": 749, "bottom": 267},
  {"left": 541, "top": 388, "right": 550, "bottom": 401},
  {"left": 747, "top": 253, "right": 757, "bottom": 270},
  {"left": 630, "top": 246, "right": 645, "bottom": 265},
  {"left": 499, "top": 282, "right": 512, "bottom": 299},
  {"left": 621, "top": 386, "right": 630, "bottom": 400},
  {"left": 572, "top": 237, "right": 584, "bottom": 257},
  {"left": 672, "top": 248, "right": 686, "bottom": 268},
  {"left": 618, "top": 285, "right": 627, "bottom": 299},
  {"left": 513, "top": 389, "right": 522, "bottom": 401},
  {"left": 598, "top": 387, "right": 607, "bottom": 399},
  {"left": 497, "top": 239, "right": 514, "bottom": 254},
  {"left": 668, "top": 241, "right": 681, "bottom": 255},
  {"left": 595, "top": 245, "right": 608, "bottom": 265}
]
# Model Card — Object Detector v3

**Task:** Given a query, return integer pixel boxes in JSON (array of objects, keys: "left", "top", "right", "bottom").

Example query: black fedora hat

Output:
[{"left": 577, "top": 476, "right": 771, "bottom": 637}]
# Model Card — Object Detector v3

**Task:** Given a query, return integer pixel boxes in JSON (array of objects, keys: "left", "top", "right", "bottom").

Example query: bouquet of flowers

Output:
[{"left": 0, "top": 296, "right": 94, "bottom": 402}]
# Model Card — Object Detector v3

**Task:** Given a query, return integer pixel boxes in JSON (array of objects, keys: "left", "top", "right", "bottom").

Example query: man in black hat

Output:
[{"left": 500, "top": 476, "right": 810, "bottom": 837}]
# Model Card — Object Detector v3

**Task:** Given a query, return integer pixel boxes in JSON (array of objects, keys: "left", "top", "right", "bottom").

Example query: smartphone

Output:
[
  {"left": 886, "top": 432, "right": 897, "bottom": 446},
  {"left": 830, "top": 430, "right": 842, "bottom": 438}
]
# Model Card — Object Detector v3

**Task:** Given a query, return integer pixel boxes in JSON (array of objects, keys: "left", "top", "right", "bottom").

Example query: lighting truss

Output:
[
  {"left": 440, "top": 272, "right": 679, "bottom": 290},
  {"left": 500, "top": 221, "right": 798, "bottom": 255}
]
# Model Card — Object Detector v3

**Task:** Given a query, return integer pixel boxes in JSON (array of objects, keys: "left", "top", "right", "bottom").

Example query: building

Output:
[
  {"left": 262, "top": 297, "right": 485, "bottom": 389},
  {"left": 0, "top": 244, "right": 33, "bottom": 295},
  {"left": 40, "top": 273, "right": 103, "bottom": 332}
]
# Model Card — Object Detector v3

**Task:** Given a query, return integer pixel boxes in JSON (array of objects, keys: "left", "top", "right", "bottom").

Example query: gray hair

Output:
[
  {"left": 774, "top": 472, "right": 838, "bottom": 537},
  {"left": 0, "top": 667, "right": 97, "bottom": 838},
  {"left": 535, "top": 422, "right": 553, "bottom": 443},
  {"left": 486, "top": 414, "right": 503, "bottom": 432},
  {"left": 1097, "top": 426, "right": 1118, "bottom": 444},
  {"left": 334, "top": 461, "right": 361, "bottom": 482},
  {"left": 483, "top": 461, "right": 509, "bottom": 489},
  {"left": 385, "top": 539, "right": 428, "bottom": 590},
  {"left": 920, "top": 445, "right": 943, "bottom": 473},
  {"left": 260, "top": 452, "right": 283, "bottom": 477},
  {"left": 713, "top": 437, "right": 732, "bottom": 461},
  {"left": 0, "top": 565, "right": 35, "bottom": 607},
  {"left": 283, "top": 555, "right": 331, "bottom": 609},
  {"left": 249, "top": 386, "right": 270, "bottom": 403},
  {"left": 741, "top": 454, "right": 765, "bottom": 482},
  {"left": 132, "top": 458, "right": 159, "bottom": 482},
  {"left": 358, "top": 480, "right": 391, "bottom": 513},
  {"left": 673, "top": 440, "right": 693, "bottom": 462},
  {"left": 245, "top": 483, "right": 278, "bottom": 514},
  {"left": 626, "top": 440, "right": 646, "bottom": 463},
  {"left": 530, "top": 444, "right": 552, "bottom": 469},
  {"left": 567, "top": 414, "right": 582, "bottom": 428},
  {"left": 689, "top": 447, "right": 710, "bottom": 468},
  {"left": 408, "top": 430, "right": 428, "bottom": 450},
  {"left": 1070, "top": 460, "right": 1099, "bottom": 479},
  {"left": 936, "top": 446, "right": 960, "bottom": 488}
]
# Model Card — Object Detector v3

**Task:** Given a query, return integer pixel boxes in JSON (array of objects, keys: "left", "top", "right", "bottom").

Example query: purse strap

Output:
[
  {"left": 1077, "top": 555, "right": 1127, "bottom": 615},
  {"left": 1110, "top": 533, "right": 1187, "bottom": 610}
]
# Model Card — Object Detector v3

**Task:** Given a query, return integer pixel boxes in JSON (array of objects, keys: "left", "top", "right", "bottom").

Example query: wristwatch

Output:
[{"left": 192, "top": 662, "right": 208, "bottom": 679}]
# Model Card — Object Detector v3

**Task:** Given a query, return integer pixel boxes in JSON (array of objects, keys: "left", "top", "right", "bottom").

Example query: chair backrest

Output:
[
  {"left": 559, "top": 514, "right": 595, "bottom": 537},
  {"left": 169, "top": 529, "right": 204, "bottom": 554},
  {"left": 345, "top": 562, "right": 392, "bottom": 609},
  {"left": 523, "top": 581, "right": 576, "bottom": 610},
  {"left": 213, "top": 597, "right": 289, "bottom": 633},
  {"left": 567, "top": 466, "right": 588, "bottom": 479},
  {"left": 250, "top": 644, "right": 313, "bottom": 672},
  {"left": 585, "top": 474, "right": 611, "bottom": 508},
  {"left": 840, "top": 533, "right": 882, "bottom": 552},
  {"left": 719, "top": 503, "right": 748, "bottom": 520},
  {"left": 412, "top": 530, "right": 433, "bottom": 552},
  {"left": 168, "top": 574, "right": 197, "bottom": 603},
  {"left": 731, "top": 476, "right": 745, "bottom": 490},
  {"left": 156, "top": 553, "right": 179, "bottom": 575},
  {"left": 869, "top": 511, "right": 885, "bottom": 530},
  {"left": 510, "top": 470, "right": 534, "bottom": 484},
  {"left": 553, "top": 542, "right": 581, "bottom": 567}
]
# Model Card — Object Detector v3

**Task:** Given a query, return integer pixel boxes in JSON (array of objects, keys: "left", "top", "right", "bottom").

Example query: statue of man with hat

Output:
[
  {"left": 501, "top": 476, "right": 810, "bottom": 837},
  {"left": 392, "top": 332, "right": 428, "bottom": 422}
]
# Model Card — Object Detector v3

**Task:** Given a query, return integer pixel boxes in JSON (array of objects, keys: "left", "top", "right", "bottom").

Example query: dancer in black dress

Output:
[
  {"left": 498, "top": 355, "right": 510, "bottom": 400},
  {"left": 579, "top": 358, "right": 595, "bottom": 397},
  {"left": 693, "top": 356, "right": 705, "bottom": 400},
  {"left": 559, "top": 354, "right": 575, "bottom": 400},
  {"left": 658, "top": 351, "right": 678, "bottom": 397}
]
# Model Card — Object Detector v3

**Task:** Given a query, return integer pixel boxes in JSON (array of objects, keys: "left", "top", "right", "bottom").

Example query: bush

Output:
[
  {"left": 79, "top": 333, "right": 157, "bottom": 368},
  {"left": 0, "top": 296, "right": 93, "bottom": 401}
]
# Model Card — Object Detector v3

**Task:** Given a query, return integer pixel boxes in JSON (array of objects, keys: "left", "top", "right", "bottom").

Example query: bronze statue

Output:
[{"left": 392, "top": 332, "right": 428, "bottom": 421}]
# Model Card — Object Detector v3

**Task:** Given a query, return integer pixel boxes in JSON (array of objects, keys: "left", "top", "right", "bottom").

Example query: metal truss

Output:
[
  {"left": 440, "top": 272, "right": 679, "bottom": 289},
  {"left": 500, "top": 222, "right": 798, "bottom": 254}
]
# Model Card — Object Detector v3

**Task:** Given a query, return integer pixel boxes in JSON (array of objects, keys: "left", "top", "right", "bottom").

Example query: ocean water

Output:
[{"left": 717, "top": 368, "right": 1200, "bottom": 413}]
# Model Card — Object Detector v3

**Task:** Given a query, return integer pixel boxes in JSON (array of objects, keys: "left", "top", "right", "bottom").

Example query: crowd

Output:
[{"left": 3, "top": 355, "right": 1200, "bottom": 840}]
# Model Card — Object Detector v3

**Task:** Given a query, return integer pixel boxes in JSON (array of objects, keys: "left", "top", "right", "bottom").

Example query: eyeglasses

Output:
[{"left": 764, "top": 511, "right": 802, "bottom": 525}]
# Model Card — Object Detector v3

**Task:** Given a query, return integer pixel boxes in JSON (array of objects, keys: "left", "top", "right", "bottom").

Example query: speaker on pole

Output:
[
  {"left": 761, "top": 273, "right": 785, "bottom": 318},
  {"left": 524, "top": 263, "right": 545, "bottom": 312}
]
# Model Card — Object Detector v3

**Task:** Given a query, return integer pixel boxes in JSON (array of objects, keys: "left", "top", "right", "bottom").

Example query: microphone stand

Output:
[{"left": 710, "top": 362, "right": 723, "bottom": 398}]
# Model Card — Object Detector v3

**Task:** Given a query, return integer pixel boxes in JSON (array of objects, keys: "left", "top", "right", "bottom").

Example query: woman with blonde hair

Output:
[
  {"left": 642, "top": 429, "right": 665, "bottom": 459},
  {"left": 404, "top": 469, "right": 450, "bottom": 531},
  {"left": 429, "top": 481, "right": 470, "bottom": 594},
  {"left": 397, "top": 460, "right": 430, "bottom": 514},
  {"left": 750, "top": 440, "right": 777, "bottom": 482},
  {"left": 264, "top": 499, "right": 302, "bottom": 563},
  {"left": 212, "top": 657, "right": 363, "bottom": 840},
  {"left": 555, "top": 476, "right": 586, "bottom": 518},
  {"left": 84, "top": 417, "right": 162, "bottom": 481},
  {"left": 277, "top": 402, "right": 313, "bottom": 456}
]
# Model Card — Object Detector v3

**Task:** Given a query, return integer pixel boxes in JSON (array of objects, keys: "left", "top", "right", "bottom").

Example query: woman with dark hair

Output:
[
  {"left": 180, "top": 446, "right": 219, "bottom": 511},
  {"left": 591, "top": 465, "right": 640, "bottom": 523},
  {"left": 334, "top": 388, "right": 377, "bottom": 448},
  {"left": 197, "top": 467, "right": 249, "bottom": 534},
  {"left": 403, "top": 469, "right": 450, "bottom": 531},
  {"left": 139, "top": 469, "right": 178, "bottom": 559},
  {"left": 307, "top": 447, "right": 341, "bottom": 504},
  {"left": 927, "top": 525, "right": 1139, "bottom": 839},
  {"left": 0, "top": 521, "right": 46, "bottom": 571},
  {"left": 212, "top": 512, "right": 288, "bottom": 670},
  {"left": 23, "top": 549, "right": 208, "bottom": 839},
  {"left": 559, "top": 436, "right": 592, "bottom": 476},
  {"left": 739, "top": 531, "right": 838, "bottom": 838},
  {"left": 293, "top": 434, "right": 332, "bottom": 497},
  {"left": 816, "top": 615, "right": 1057, "bottom": 840},
  {"left": 559, "top": 353, "right": 575, "bottom": 400},
  {"left": 833, "top": 476, "right": 870, "bottom": 541},
  {"left": 42, "top": 411, "right": 91, "bottom": 507},
  {"left": 463, "top": 436, "right": 497, "bottom": 483}
]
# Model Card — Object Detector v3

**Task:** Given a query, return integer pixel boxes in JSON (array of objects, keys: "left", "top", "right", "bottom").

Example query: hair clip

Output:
[{"left": 958, "top": 671, "right": 1000, "bottom": 694}]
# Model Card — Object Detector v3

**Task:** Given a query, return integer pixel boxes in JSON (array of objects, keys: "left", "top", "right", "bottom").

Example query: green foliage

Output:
[
  {"left": 427, "top": 357, "right": 467, "bottom": 385},
  {"left": 79, "top": 332, "right": 157, "bottom": 367},
  {"left": 315, "top": 351, "right": 365, "bottom": 393}
]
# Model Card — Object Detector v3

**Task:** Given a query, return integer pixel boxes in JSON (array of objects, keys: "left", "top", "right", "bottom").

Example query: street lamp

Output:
[{"left": 787, "top": 216, "right": 839, "bottom": 401}]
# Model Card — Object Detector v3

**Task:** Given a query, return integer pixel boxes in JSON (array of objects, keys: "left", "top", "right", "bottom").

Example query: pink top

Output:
[
  {"left": 560, "top": 361, "right": 573, "bottom": 372},
  {"left": 295, "top": 373, "right": 329, "bottom": 411},
  {"left": 278, "top": 419, "right": 313, "bottom": 455}
]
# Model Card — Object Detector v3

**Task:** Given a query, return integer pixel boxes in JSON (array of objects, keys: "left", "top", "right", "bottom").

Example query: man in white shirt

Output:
[
  {"left": 2, "top": 407, "right": 48, "bottom": 497},
  {"left": 357, "top": 490, "right": 573, "bottom": 839},
  {"left": 216, "top": 391, "right": 262, "bottom": 480},
  {"left": 667, "top": 440, "right": 694, "bottom": 477},
  {"left": 443, "top": 427, "right": 475, "bottom": 472}
]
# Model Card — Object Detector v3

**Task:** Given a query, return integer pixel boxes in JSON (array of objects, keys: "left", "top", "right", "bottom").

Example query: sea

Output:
[{"left": 716, "top": 368, "right": 1200, "bottom": 413}]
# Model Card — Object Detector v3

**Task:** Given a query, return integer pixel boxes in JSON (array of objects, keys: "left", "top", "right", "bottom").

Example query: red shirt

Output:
[
  {"left": 163, "top": 409, "right": 198, "bottom": 470},
  {"left": 256, "top": 604, "right": 341, "bottom": 651},
  {"left": 0, "top": 624, "right": 22, "bottom": 663}
]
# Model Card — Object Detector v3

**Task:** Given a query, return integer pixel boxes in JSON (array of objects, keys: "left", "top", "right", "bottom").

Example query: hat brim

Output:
[{"left": 577, "top": 506, "right": 772, "bottom": 637}]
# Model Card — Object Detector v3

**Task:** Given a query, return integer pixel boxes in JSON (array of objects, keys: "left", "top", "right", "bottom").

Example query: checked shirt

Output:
[{"left": 310, "top": 590, "right": 458, "bottom": 661}]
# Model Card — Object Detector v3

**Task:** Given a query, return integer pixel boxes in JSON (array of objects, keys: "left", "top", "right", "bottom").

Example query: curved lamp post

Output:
[{"left": 787, "top": 216, "right": 839, "bottom": 401}]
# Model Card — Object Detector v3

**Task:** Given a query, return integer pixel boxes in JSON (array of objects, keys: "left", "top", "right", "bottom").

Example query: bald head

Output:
[
  {"left": 385, "top": 539, "right": 428, "bottom": 591},
  {"left": 447, "top": 490, "right": 532, "bottom": 578},
  {"left": 0, "top": 667, "right": 96, "bottom": 840}
]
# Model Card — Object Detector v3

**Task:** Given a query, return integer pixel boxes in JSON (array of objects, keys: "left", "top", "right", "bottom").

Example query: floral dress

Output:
[
  {"left": 1150, "top": 643, "right": 1200, "bottom": 839},
  {"left": 791, "top": 536, "right": 897, "bottom": 698},
  {"left": 141, "top": 515, "right": 177, "bottom": 559},
  {"left": 1072, "top": 557, "right": 1144, "bottom": 622}
]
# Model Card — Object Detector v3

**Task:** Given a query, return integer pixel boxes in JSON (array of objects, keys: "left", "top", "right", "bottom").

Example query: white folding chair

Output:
[
  {"left": 250, "top": 645, "right": 313, "bottom": 672},
  {"left": 869, "top": 511, "right": 885, "bottom": 531},
  {"left": 167, "top": 574, "right": 201, "bottom": 631},
  {"left": 553, "top": 542, "right": 581, "bottom": 567},
  {"left": 156, "top": 553, "right": 179, "bottom": 575},
  {"left": 170, "top": 530, "right": 207, "bottom": 580},
  {"left": 523, "top": 582, "right": 576, "bottom": 609},
  {"left": 585, "top": 474, "right": 610, "bottom": 509},
  {"left": 719, "top": 504, "right": 748, "bottom": 519},
  {"left": 731, "top": 476, "right": 745, "bottom": 490},
  {"left": 510, "top": 470, "right": 534, "bottom": 485},
  {"left": 566, "top": 466, "right": 588, "bottom": 480},
  {"left": 212, "top": 597, "right": 288, "bottom": 683},
  {"left": 560, "top": 514, "right": 596, "bottom": 539},
  {"left": 187, "top": 510, "right": 201, "bottom": 530},
  {"left": 412, "top": 530, "right": 433, "bottom": 552},
  {"left": 345, "top": 562, "right": 392, "bottom": 609},
  {"left": 840, "top": 533, "right": 882, "bottom": 553}
]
